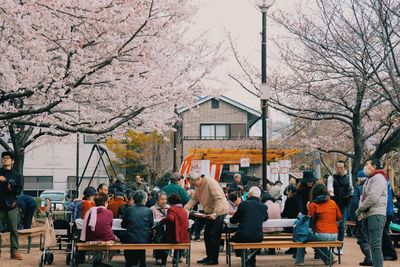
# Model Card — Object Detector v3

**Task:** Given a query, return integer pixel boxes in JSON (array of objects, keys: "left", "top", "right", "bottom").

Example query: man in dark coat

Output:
[
  {"left": 327, "top": 160, "right": 353, "bottom": 247},
  {"left": 0, "top": 151, "right": 23, "bottom": 260},
  {"left": 230, "top": 186, "right": 268, "bottom": 267},
  {"left": 121, "top": 190, "right": 153, "bottom": 267}
]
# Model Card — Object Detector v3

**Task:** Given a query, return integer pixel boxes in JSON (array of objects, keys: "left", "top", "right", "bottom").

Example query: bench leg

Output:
[
  {"left": 227, "top": 229, "right": 232, "bottom": 266},
  {"left": 186, "top": 248, "right": 191, "bottom": 266},
  {"left": 27, "top": 236, "right": 32, "bottom": 254},
  {"left": 338, "top": 247, "right": 341, "bottom": 264},
  {"left": 241, "top": 249, "right": 246, "bottom": 267},
  {"left": 225, "top": 228, "right": 228, "bottom": 264}
]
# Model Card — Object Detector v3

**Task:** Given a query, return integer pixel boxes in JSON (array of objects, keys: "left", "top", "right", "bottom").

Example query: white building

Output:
[{"left": 5, "top": 135, "right": 113, "bottom": 197}]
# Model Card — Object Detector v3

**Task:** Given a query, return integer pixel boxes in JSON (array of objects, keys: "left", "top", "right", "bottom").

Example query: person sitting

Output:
[
  {"left": 121, "top": 190, "right": 154, "bottom": 267},
  {"left": 81, "top": 192, "right": 116, "bottom": 242},
  {"left": 230, "top": 187, "right": 268, "bottom": 267},
  {"left": 68, "top": 186, "right": 96, "bottom": 221},
  {"left": 81, "top": 187, "right": 97, "bottom": 219},
  {"left": 146, "top": 189, "right": 159, "bottom": 208},
  {"left": 159, "top": 194, "right": 190, "bottom": 267},
  {"left": 151, "top": 191, "right": 169, "bottom": 220},
  {"left": 295, "top": 183, "right": 342, "bottom": 266},
  {"left": 281, "top": 184, "right": 300, "bottom": 254},
  {"left": 281, "top": 184, "right": 300, "bottom": 221},
  {"left": 262, "top": 194, "right": 283, "bottom": 255},
  {"left": 150, "top": 191, "right": 169, "bottom": 265},
  {"left": 80, "top": 192, "right": 116, "bottom": 267},
  {"left": 118, "top": 191, "right": 135, "bottom": 219},
  {"left": 227, "top": 173, "right": 243, "bottom": 194},
  {"left": 227, "top": 191, "right": 241, "bottom": 215},
  {"left": 107, "top": 192, "right": 126, "bottom": 218}
]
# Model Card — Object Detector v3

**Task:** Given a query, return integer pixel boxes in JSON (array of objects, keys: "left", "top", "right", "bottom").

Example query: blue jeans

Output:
[
  {"left": 295, "top": 230, "right": 337, "bottom": 265},
  {"left": 338, "top": 206, "right": 347, "bottom": 241},
  {"left": 362, "top": 215, "right": 386, "bottom": 267}
]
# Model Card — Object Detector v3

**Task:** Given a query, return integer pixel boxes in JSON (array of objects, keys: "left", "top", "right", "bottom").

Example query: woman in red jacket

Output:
[{"left": 159, "top": 194, "right": 189, "bottom": 267}]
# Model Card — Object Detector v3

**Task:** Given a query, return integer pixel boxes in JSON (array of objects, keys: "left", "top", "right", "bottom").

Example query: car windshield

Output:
[{"left": 40, "top": 192, "right": 65, "bottom": 201}]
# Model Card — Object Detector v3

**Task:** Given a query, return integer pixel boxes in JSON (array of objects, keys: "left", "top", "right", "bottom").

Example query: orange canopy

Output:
[{"left": 184, "top": 148, "right": 302, "bottom": 165}]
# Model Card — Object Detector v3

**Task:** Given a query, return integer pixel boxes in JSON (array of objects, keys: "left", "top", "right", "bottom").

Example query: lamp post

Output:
[{"left": 254, "top": 0, "right": 275, "bottom": 190}]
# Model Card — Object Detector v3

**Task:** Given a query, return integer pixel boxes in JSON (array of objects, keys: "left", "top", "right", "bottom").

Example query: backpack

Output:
[{"left": 293, "top": 213, "right": 312, "bottom": 242}]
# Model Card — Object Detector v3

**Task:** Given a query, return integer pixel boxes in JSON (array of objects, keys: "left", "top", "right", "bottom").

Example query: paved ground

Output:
[{"left": 0, "top": 234, "right": 399, "bottom": 267}]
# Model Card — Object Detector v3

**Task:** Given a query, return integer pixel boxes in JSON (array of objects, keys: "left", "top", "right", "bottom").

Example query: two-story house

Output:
[{"left": 176, "top": 95, "right": 263, "bottom": 178}]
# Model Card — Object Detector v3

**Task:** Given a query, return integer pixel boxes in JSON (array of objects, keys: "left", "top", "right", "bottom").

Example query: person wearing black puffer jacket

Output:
[
  {"left": 230, "top": 186, "right": 268, "bottom": 267},
  {"left": 0, "top": 151, "right": 23, "bottom": 260}
]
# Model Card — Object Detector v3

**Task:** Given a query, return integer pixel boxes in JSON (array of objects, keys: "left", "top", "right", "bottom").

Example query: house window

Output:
[
  {"left": 200, "top": 124, "right": 232, "bottom": 140},
  {"left": 200, "top": 125, "right": 215, "bottom": 140},
  {"left": 211, "top": 99, "right": 219, "bottom": 109},
  {"left": 231, "top": 124, "right": 247, "bottom": 139},
  {"left": 23, "top": 176, "right": 53, "bottom": 197},
  {"left": 215, "top": 125, "right": 229, "bottom": 139}
]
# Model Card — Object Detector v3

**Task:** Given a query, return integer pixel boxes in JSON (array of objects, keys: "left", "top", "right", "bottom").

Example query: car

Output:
[{"left": 39, "top": 190, "right": 71, "bottom": 211}]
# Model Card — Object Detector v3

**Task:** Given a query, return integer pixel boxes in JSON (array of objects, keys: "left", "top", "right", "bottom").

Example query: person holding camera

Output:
[{"left": 0, "top": 151, "right": 23, "bottom": 260}]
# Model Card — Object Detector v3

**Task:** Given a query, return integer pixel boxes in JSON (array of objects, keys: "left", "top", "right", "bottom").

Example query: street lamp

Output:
[{"left": 254, "top": 0, "right": 275, "bottom": 191}]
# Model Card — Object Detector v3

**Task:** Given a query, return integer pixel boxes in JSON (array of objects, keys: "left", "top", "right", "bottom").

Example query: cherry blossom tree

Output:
[
  {"left": 229, "top": 0, "right": 400, "bottom": 181},
  {"left": 0, "top": 0, "right": 223, "bottom": 175}
]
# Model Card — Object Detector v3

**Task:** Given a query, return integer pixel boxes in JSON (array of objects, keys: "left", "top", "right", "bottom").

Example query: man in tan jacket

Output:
[{"left": 185, "top": 172, "right": 229, "bottom": 265}]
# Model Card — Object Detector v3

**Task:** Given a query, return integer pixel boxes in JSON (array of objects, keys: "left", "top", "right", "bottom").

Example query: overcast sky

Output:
[{"left": 191, "top": 0, "right": 304, "bottom": 129}]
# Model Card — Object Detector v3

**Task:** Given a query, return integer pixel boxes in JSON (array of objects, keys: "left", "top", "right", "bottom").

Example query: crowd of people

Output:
[{"left": 1, "top": 148, "right": 400, "bottom": 267}]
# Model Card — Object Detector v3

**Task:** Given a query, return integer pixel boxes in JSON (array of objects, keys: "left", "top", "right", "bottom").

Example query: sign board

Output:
[
  {"left": 280, "top": 167, "right": 289, "bottom": 175},
  {"left": 229, "top": 165, "right": 239, "bottom": 172},
  {"left": 240, "top": 157, "right": 250, "bottom": 167},
  {"left": 191, "top": 160, "right": 210, "bottom": 177}
]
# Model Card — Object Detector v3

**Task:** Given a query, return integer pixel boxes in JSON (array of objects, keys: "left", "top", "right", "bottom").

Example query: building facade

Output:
[{"left": 177, "top": 96, "right": 263, "bottom": 179}]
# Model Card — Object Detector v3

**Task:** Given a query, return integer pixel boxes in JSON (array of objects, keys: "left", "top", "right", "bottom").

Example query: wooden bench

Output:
[
  {"left": 73, "top": 242, "right": 191, "bottom": 267},
  {"left": 18, "top": 226, "right": 46, "bottom": 253},
  {"left": 231, "top": 240, "right": 343, "bottom": 267}
]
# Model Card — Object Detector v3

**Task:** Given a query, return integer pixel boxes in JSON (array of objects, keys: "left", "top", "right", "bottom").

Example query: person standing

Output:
[
  {"left": 230, "top": 187, "right": 268, "bottom": 267},
  {"left": 381, "top": 180, "right": 397, "bottom": 261},
  {"left": 352, "top": 171, "right": 373, "bottom": 266},
  {"left": 114, "top": 174, "right": 127, "bottom": 194},
  {"left": 356, "top": 159, "right": 388, "bottom": 267},
  {"left": 0, "top": 151, "right": 23, "bottom": 260},
  {"left": 185, "top": 172, "right": 229, "bottom": 265},
  {"left": 131, "top": 175, "right": 149, "bottom": 193},
  {"left": 17, "top": 194, "right": 37, "bottom": 229},
  {"left": 328, "top": 161, "right": 353, "bottom": 253},
  {"left": 162, "top": 173, "right": 190, "bottom": 205}
]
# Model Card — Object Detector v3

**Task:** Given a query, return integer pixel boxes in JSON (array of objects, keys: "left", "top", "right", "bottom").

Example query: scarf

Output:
[{"left": 80, "top": 206, "right": 105, "bottom": 241}]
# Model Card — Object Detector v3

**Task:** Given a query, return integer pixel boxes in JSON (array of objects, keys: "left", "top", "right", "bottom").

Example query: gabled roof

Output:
[{"left": 176, "top": 95, "right": 261, "bottom": 117}]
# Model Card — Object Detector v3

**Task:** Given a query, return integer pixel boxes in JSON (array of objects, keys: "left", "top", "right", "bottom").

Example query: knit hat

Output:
[
  {"left": 302, "top": 170, "right": 316, "bottom": 184},
  {"left": 116, "top": 173, "right": 125, "bottom": 182},
  {"left": 83, "top": 187, "right": 97, "bottom": 198}
]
